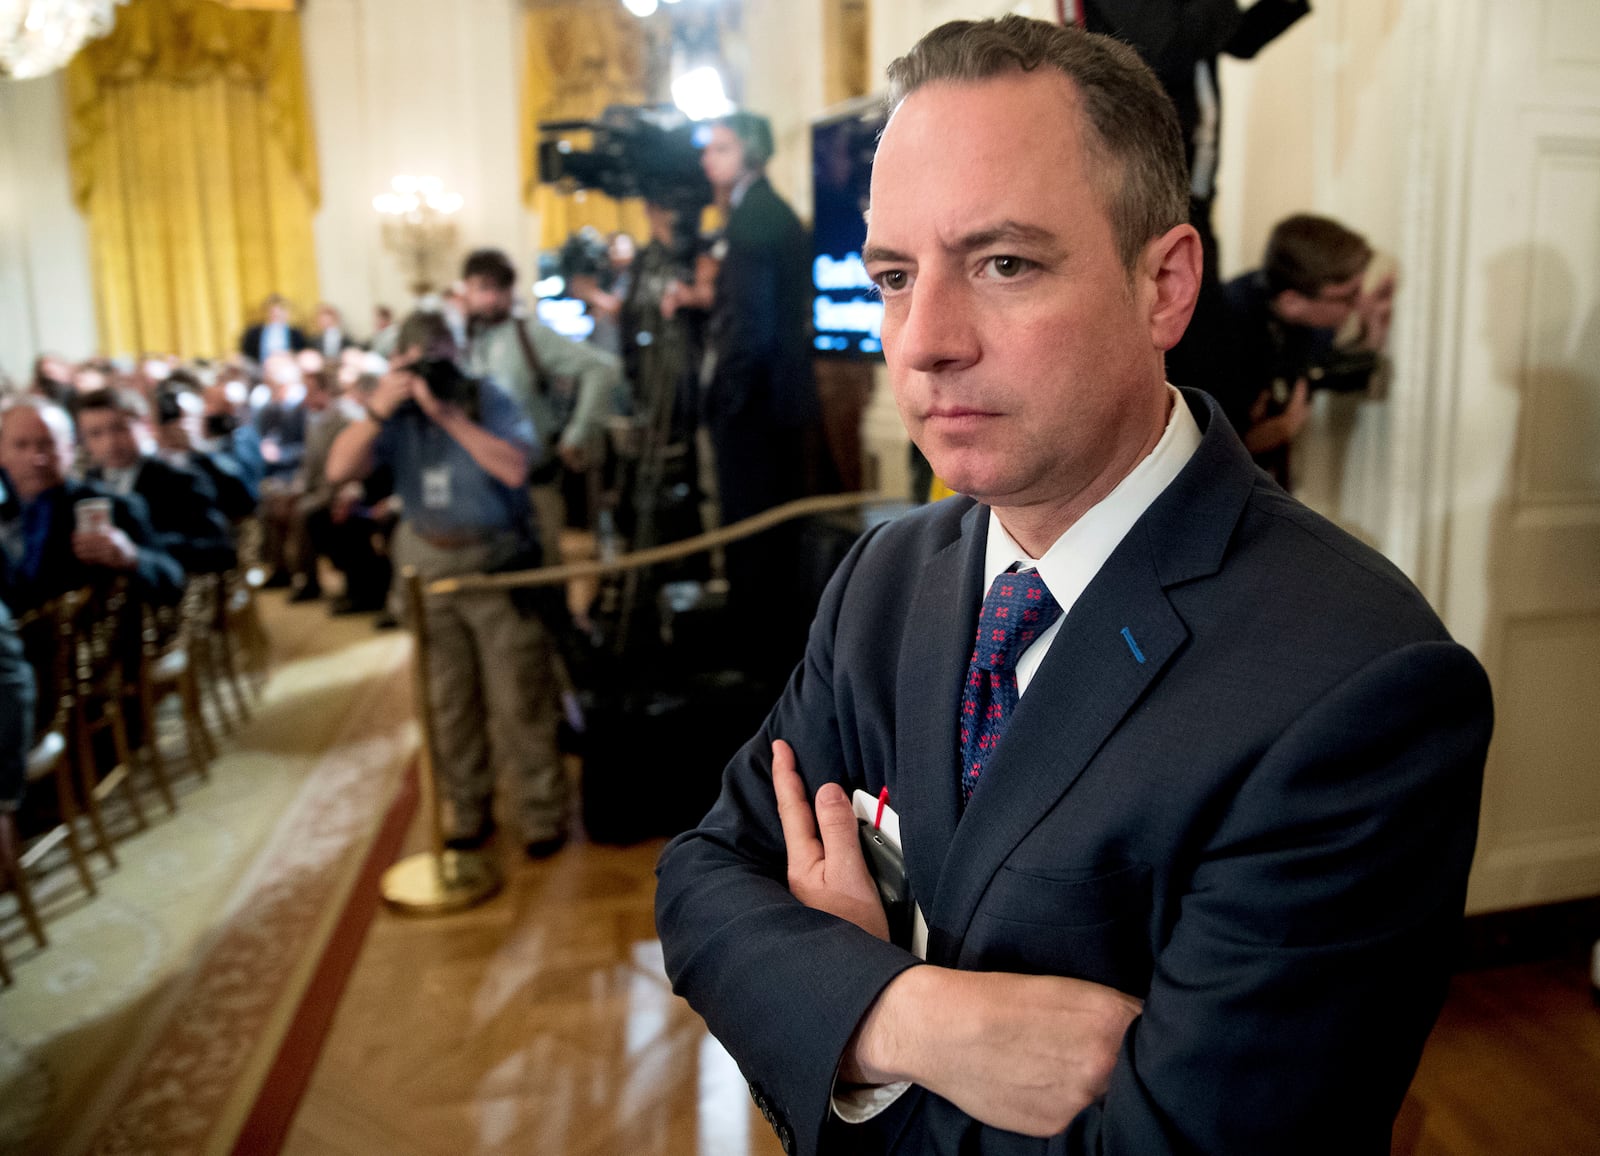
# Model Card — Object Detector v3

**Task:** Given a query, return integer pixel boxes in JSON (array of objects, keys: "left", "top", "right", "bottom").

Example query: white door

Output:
[{"left": 1423, "top": 0, "right": 1600, "bottom": 913}]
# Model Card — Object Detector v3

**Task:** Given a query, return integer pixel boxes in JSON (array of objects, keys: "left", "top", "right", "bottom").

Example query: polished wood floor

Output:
[
  {"left": 1398, "top": 953, "right": 1600, "bottom": 1156},
  {"left": 285, "top": 785, "right": 1600, "bottom": 1156},
  {"left": 283, "top": 805, "right": 786, "bottom": 1156}
]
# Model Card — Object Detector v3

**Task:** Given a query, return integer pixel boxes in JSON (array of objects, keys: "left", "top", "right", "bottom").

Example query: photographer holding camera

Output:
[
  {"left": 1217, "top": 213, "right": 1394, "bottom": 487},
  {"left": 325, "top": 310, "right": 569, "bottom": 858}
]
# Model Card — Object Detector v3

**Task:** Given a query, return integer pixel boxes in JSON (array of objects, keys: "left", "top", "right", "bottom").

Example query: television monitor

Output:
[
  {"left": 533, "top": 293, "right": 595, "bottom": 342},
  {"left": 811, "top": 98, "right": 886, "bottom": 360}
]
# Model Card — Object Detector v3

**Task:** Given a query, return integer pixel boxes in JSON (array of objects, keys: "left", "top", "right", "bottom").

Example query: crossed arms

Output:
[{"left": 655, "top": 528, "right": 1491, "bottom": 1155}]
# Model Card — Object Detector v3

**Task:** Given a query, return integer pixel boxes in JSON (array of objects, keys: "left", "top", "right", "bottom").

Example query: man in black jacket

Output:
[
  {"left": 151, "top": 382, "right": 259, "bottom": 523},
  {"left": 239, "top": 294, "right": 310, "bottom": 365},
  {"left": 0, "top": 399, "right": 184, "bottom": 613},
  {"left": 77, "top": 388, "right": 237, "bottom": 575},
  {"left": 700, "top": 111, "right": 820, "bottom": 522},
  {"left": 699, "top": 111, "right": 823, "bottom": 669},
  {"left": 0, "top": 596, "right": 34, "bottom": 831}
]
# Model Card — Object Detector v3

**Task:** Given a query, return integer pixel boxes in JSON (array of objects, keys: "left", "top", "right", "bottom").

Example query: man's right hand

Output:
[
  {"left": 366, "top": 368, "right": 415, "bottom": 421},
  {"left": 845, "top": 965, "right": 1143, "bottom": 1137},
  {"left": 772, "top": 740, "right": 889, "bottom": 941}
]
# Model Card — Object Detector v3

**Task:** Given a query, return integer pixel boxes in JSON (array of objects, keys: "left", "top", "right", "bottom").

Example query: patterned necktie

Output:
[{"left": 959, "top": 568, "right": 1063, "bottom": 806}]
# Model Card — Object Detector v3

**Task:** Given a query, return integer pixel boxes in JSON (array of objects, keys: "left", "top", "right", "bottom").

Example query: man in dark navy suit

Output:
[
  {"left": 238, "top": 294, "right": 310, "bottom": 365},
  {"left": 77, "top": 388, "right": 236, "bottom": 575},
  {"left": 699, "top": 110, "right": 819, "bottom": 522},
  {"left": 698, "top": 110, "right": 823, "bottom": 668},
  {"left": 655, "top": 16, "right": 1491, "bottom": 1156},
  {"left": 0, "top": 399, "right": 184, "bottom": 613}
]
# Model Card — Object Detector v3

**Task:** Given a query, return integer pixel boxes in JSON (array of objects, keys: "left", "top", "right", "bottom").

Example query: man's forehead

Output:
[
  {"left": 1, "top": 406, "right": 67, "bottom": 442},
  {"left": 867, "top": 72, "right": 1092, "bottom": 232}
]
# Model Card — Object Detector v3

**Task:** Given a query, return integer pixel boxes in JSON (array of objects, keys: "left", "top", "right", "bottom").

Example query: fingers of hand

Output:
[
  {"left": 813, "top": 782, "right": 864, "bottom": 874},
  {"left": 772, "top": 741, "right": 823, "bottom": 878}
]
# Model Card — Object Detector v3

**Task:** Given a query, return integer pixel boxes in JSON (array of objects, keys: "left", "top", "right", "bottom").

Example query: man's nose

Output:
[{"left": 891, "top": 269, "right": 980, "bottom": 375}]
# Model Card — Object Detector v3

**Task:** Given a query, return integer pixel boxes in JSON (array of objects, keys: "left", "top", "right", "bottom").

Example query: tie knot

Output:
[{"left": 972, "top": 570, "right": 1062, "bottom": 672}]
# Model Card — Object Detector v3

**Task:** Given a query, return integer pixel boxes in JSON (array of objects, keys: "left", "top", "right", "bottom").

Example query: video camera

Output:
[{"left": 537, "top": 105, "right": 711, "bottom": 257}]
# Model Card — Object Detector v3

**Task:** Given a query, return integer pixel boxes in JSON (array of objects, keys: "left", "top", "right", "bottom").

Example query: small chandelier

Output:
[
  {"left": 0, "top": 0, "right": 128, "bottom": 81},
  {"left": 373, "top": 174, "right": 464, "bottom": 298}
]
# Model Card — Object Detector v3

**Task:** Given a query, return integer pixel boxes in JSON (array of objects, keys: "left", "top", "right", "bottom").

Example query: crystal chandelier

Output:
[
  {"left": 0, "top": 0, "right": 127, "bottom": 81},
  {"left": 373, "top": 175, "right": 464, "bottom": 298}
]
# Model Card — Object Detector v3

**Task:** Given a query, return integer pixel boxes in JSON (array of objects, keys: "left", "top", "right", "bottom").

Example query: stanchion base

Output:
[{"left": 380, "top": 849, "right": 501, "bottom": 915}]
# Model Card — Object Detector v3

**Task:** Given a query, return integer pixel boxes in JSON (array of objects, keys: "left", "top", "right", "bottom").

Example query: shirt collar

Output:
[
  {"left": 730, "top": 172, "right": 759, "bottom": 210},
  {"left": 102, "top": 462, "right": 142, "bottom": 496},
  {"left": 983, "top": 385, "right": 1202, "bottom": 617}
]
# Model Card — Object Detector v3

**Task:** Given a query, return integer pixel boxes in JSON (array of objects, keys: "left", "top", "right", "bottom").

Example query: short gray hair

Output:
[
  {"left": 0, "top": 394, "right": 75, "bottom": 444},
  {"left": 885, "top": 14, "right": 1188, "bottom": 273}
]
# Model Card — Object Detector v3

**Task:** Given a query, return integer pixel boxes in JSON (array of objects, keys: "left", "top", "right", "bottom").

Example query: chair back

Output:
[{"left": 14, "top": 588, "right": 90, "bottom": 739}]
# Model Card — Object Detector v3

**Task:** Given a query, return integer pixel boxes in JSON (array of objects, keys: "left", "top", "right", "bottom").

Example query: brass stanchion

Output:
[{"left": 380, "top": 566, "right": 501, "bottom": 914}]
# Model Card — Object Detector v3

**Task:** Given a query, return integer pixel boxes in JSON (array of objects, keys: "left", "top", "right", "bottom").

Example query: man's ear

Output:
[{"left": 1142, "top": 224, "right": 1203, "bottom": 352}]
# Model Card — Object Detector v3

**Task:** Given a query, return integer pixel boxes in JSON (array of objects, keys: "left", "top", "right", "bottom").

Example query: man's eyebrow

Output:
[
  {"left": 861, "top": 242, "right": 910, "bottom": 265},
  {"left": 950, "top": 220, "right": 1062, "bottom": 253},
  {"left": 862, "top": 221, "right": 1062, "bottom": 266}
]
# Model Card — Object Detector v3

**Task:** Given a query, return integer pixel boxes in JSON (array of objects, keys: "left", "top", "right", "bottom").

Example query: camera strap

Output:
[
  {"left": 512, "top": 317, "right": 549, "bottom": 399},
  {"left": 512, "top": 316, "right": 578, "bottom": 443}
]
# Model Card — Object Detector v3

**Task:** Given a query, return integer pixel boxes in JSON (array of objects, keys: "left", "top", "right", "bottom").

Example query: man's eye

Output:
[
  {"left": 876, "top": 270, "right": 909, "bottom": 292},
  {"left": 985, "top": 255, "right": 1030, "bottom": 278}
]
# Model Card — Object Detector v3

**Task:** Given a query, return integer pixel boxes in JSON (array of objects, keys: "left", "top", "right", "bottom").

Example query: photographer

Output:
[
  {"left": 1218, "top": 213, "right": 1394, "bottom": 487},
  {"left": 461, "top": 248, "right": 622, "bottom": 565},
  {"left": 325, "top": 311, "right": 569, "bottom": 857}
]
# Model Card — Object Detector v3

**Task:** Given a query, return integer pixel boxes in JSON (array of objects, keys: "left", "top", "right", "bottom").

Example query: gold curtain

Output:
[
  {"left": 521, "top": 1, "right": 651, "bottom": 249},
  {"left": 66, "top": 0, "right": 320, "bottom": 358}
]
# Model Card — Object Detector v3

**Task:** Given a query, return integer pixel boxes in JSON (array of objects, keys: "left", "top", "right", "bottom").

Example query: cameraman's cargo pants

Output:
[{"left": 394, "top": 523, "right": 567, "bottom": 844}]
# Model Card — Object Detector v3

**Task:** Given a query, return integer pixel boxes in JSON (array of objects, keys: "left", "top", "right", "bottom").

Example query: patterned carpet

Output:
[{"left": 0, "top": 595, "right": 419, "bottom": 1156}]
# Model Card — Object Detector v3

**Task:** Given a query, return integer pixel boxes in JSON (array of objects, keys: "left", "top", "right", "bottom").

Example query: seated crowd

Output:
[{"left": 0, "top": 316, "right": 404, "bottom": 929}]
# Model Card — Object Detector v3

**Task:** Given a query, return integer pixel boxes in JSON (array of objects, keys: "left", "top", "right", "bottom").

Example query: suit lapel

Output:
[
  {"left": 930, "top": 526, "right": 1190, "bottom": 945},
  {"left": 895, "top": 502, "right": 988, "bottom": 918},
  {"left": 892, "top": 391, "right": 1255, "bottom": 958}
]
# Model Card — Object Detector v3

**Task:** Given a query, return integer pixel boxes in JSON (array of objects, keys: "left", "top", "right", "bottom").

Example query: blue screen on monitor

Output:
[
  {"left": 812, "top": 102, "right": 886, "bottom": 360},
  {"left": 534, "top": 295, "right": 595, "bottom": 342}
]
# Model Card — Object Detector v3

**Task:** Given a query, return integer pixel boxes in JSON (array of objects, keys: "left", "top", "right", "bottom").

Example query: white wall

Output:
[
  {"left": 743, "top": 0, "right": 828, "bottom": 220},
  {"left": 302, "top": 0, "right": 532, "bottom": 335},
  {"left": 0, "top": 73, "right": 98, "bottom": 378}
]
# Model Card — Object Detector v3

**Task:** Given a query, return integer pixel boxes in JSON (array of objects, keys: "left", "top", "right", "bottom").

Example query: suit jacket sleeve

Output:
[
  {"left": 1225, "top": 0, "right": 1311, "bottom": 59},
  {"left": 1058, "top": 640, "right": 1490, "bottom": 1155},
  {"left": 655, "top": 524, "right": 921, "bottom": 1156},
  {"left": 113, "top": 491, "right": 186, "bottom": 605},
  {"left": 0, "top": 598, "right": 33, "bottom": 808},
  {"left": 1083, "top": 1, "right": 1243, "bottom": 76},
  {"left": 166, "top": 467, "right": 237, "bottom": 574}
]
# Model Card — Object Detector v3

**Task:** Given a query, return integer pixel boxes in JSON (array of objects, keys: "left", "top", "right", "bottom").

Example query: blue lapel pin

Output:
[{"left": 1120, "top": 627, "right": 1146, "bottom": 664}]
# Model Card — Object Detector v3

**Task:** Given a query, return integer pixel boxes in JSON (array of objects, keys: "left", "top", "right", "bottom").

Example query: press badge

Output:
[{"left": 422, "top": 466, "right": 452, "bottom": 509}]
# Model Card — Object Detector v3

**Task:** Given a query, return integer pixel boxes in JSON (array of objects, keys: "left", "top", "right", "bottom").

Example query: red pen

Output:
[{"left": 874, "top": 786, "right": 890, "bottom": 830}]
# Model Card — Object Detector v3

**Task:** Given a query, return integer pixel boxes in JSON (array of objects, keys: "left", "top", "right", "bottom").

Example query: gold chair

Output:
[
  {"left": 1, "top": 590, "right": 103, "bottom": 984},
  {"left": 1, "top": 809, "right": 48, "bottom": 978},
  {"left": 70, "top": 582, "right": 157, "bottom": 854},
  {"left": 131, "top": 592, "right": 214, "bottom": 791}
]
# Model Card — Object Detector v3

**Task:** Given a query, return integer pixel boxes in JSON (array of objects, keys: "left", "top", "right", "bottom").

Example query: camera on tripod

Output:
[{"left": 537, "top": 104, "right": 711, "bottom": 261}]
